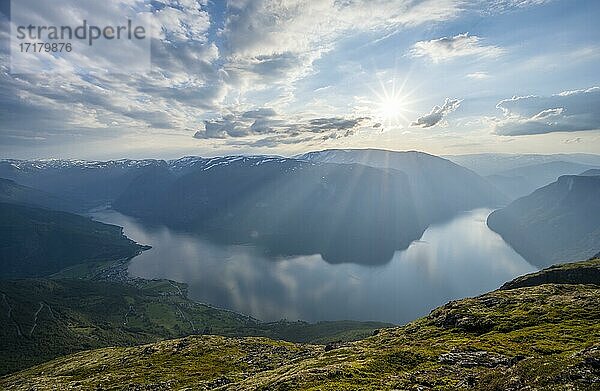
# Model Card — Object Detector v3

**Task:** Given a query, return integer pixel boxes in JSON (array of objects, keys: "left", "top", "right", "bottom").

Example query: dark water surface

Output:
[{"left": 92, "top": 208, "right": 536, "bottom": 324}]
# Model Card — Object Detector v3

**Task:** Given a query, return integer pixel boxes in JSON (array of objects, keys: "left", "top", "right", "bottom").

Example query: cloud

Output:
[
  {"left": 564, "top": 137, "right": 583, "bottom": 144},
  {"left": 411, "top": 98, "right": 462, "bottom": 128},
  {"left": 531, "top": 107, "right": 564, "bottom": 120},
  {"left": 220, "top": 0, "right": 465, "bottom": 89},
  {"left": 494, "top": 86, "right": 600, "bottom": 135},
  {"left": 0, "top": 0, "right": 555, "bottom": 151},
  {"left": 0, "top": 0, "right": 227, "bottom": 145},
  {"left": 410, "top": 33, "right": 504, "bottom": 63},
  {"left": 1, "top": 0, "right": 465, "bottom": 148},
  {"left": 194, "top": 109, "right": 372, "bottom": 141},
  {"left": 153, "top": 0, "right": 211, "bottom": 43},
  {"left": 483, "top": 0, "right": 553, "bottom": 13},
  {"left": 466, "top": 71, "right": 490, "bottom": 79}
]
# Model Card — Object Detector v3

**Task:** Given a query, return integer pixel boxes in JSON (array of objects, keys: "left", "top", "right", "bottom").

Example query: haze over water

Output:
[{"left": 93, "top": 208, "right": 536, "bottom": 324}]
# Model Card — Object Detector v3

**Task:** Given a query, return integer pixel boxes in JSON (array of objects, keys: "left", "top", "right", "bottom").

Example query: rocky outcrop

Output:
[
  {"left": 438, "top": 350, "right": 522, "bottom": 368},
  {"left": 501, "top": 258, "right": 600, "bottom": 290}
]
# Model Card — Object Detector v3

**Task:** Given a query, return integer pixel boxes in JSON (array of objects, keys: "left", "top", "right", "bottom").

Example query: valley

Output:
[
  {"left": 1, "top": 149, "right": 598, "bottom": 387},
  {"left": 97, "top": 208, "right": 533, "bottom": 324},
  {"left": 2, "top": 1, "right": 598, "bottom": 388}
]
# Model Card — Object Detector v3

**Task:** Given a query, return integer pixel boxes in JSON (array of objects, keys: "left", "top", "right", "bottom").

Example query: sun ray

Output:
[{"left": 363, "top": 66, "right": 424, "bottom": 129}]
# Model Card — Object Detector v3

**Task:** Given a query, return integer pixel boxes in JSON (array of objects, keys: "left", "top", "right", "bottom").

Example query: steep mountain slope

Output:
[
  {"left": 0, "top": 178, "right": 76, "bottom": 212},
  {"left": 0, "top": 203, "right": 144, "bottom": 278},
  {"left": 297, "top": 149, "right": 507, "bottom": 221},
  {"left": 488, "top": 161, "right": 599, "bottom": 199},
  {"left": 487, "top": 175, "right": 600, "bottom": 267},
  {"left": 0, "top": 278, "right": 390, "bottom": 376},
  {"left": 4, "top": 258, "right": 598, "bottom": 390},
  {"left": 114, "top": 157, "right": 423, "bottom": 265},
  {"left": 484, "top": 174, "right": 532, "bottom": 200}
]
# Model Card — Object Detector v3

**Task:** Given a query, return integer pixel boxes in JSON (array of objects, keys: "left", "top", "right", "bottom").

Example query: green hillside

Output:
[
  {"left": 0, "top": 202, "right": 144, "bottom": 278},
  {"left": 0, "top": 278, "right": 390, "bottom": 376},
  {"left": 3, "top": 258, "right": 598, "bottom": 390}
]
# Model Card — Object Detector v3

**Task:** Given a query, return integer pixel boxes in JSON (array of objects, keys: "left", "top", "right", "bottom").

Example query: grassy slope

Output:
[
  {"left": 0, "top": 199, "right": 389, "bottom": 376},
  {"left": 3, "top": 259, "right": 598, "bottom": 390},
  {"left": 0, "top": 278, "right": 390, "bottom": 376}
]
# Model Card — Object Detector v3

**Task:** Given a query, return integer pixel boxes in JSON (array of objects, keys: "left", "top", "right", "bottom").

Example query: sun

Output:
[
  {"left": 378, "top": 95, "right": 406, "bottom": 122},
  {"left": 368, "top": 73, "right": 420, "bottom": 128}
]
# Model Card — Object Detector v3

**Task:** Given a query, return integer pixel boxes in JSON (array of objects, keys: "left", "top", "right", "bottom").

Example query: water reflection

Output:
[{"left": 92, "top": 208, "right": 536, "bottom": 324}]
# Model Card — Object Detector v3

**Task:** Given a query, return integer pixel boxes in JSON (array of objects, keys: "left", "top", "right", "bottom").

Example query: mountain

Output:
[
  {"left": 1, "top": 152, "right": 505, "bottom": 265},
  {"left": 498, "top": 161, "right": 594, "bottom": 191},
  {"left": 445, "top": 153, "right": 600, "bottom": 176},
  {"left": 486, "top": 161, "right": 600, "bottom": 200},
  {"left": 581, "top": 169, "right": 600, "bottom": 176},
  {"left": 3, "top": 257, "right": 598, "bottom": 390},
  {"left": 484, "top": 161, "right": 600, "bottom": 200},
  {"left": 0, "top": 159, "right": 168, "bottom": 209},
  {"left": 0, "top": 178, "right": 76, "bottom": 212},
  {"left": 0, "top": 156, "right": 280, "bottom": 209},
  {"left": 0, "top": 202, "right": 144, "bottom": 278},
  {"left": 114, "top": 156, "right": 423, "bottom": 265},
  {"left": 0, "top": 278, "right": 390, "bottom": 375},
  {"left": 487, "top": 175, "right": 600, "bottom": 267},
  {"left": 484, "top": 174, "right": 532, "bottom": 201},
  {"left": 297, "top": 149, "right": 508, "bottom": 222}
]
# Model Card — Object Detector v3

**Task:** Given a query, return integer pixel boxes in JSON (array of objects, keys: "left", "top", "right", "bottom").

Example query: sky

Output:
[{"left": 0, "top": 0, "right": 599, "bottom": 160}]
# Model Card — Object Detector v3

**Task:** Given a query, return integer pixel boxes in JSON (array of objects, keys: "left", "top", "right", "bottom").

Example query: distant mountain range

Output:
[
  {"left": 0, "top": 158, "right": 170, "bottom": 209},
  {"left": 3, "top": 150, "right": 598, "bottom": 267},
  {"left": 488, "top": 174, "right": 600, "bottom": 267},
  {"left": 581, "top": 168, "right": 600, "bottom": 176},
  {"left": 113, "top": 156, "right": 418, "bottom": 264},
  {"left": 297, "top": 149, "right": 507, "bottom": 224},
  {"left": 445, "top": 153, "right": 600, "bottom": 176},
  {"left": 486, "top": 160, "right": 600, "bottom": 200},
  {"left": 1, "top": 150, "right": 506, "bottom": 265}
]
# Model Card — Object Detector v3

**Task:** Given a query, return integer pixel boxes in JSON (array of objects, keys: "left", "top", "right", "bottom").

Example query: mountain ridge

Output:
[
  {"left": 0, "top": 202, "right": 145, "bottom": 278},
  {"left": 488, "top": 174, "right": 600, "bottom": 267}
]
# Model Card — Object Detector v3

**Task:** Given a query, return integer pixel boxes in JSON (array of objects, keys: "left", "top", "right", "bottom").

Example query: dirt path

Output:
[{"left": 1, "top": 293, "right": 23, "bottom": 337}]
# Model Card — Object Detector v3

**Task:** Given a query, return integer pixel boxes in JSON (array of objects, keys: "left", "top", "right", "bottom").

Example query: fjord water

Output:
[{"left": 92, "top": 208, "right": 536, "bottom": 324}]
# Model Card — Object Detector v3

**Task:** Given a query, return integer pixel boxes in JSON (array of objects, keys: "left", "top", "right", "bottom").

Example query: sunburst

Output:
[{"left": 368, "top": 71, "right": 421, "bottom": 128}]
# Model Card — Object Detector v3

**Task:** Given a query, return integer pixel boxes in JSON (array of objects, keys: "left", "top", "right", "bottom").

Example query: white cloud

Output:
[
  {"left": 410, "top": 33, "right": 505, "bottom": 63},
  {"left": 484, "top": 0, "right": 553, "bottom": 13},
  {"left": 0, "top": 0, "right": 558, "bottom": 151},
  {"left": 494, "top": 86, "right": 600, "bottom": 135},
  {"left": 220, "top": 0, "right": 464, "bottom": 89},
  {"left": 153, "top": 0, "right": 210, "bottom": 42},
  {"left": 466, "top": 71, "right": 491, "bottom": 79},
  {"left": 194, "top": 108, "right": 372, "bottom": 142},
  {"left": 0, "top": 0, "right": 224, "bottom": 144},
  {"left": 411, "top": 98, "right": 462, "bottom": 128}
]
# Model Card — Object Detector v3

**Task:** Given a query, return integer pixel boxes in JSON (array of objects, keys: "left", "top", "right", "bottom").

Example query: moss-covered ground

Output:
[{"left": 2, "top": 258, "right": 598, "bottom": 390}]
